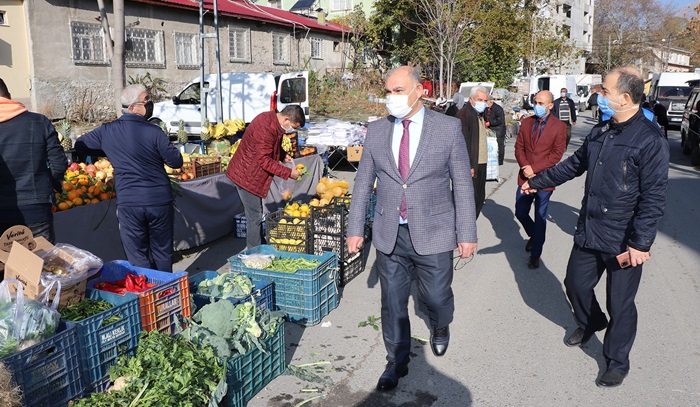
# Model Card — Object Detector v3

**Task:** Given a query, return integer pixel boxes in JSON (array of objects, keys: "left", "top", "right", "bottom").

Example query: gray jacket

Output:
[{"left": 348, "top": 108, "right": 477, "bottom": 255}]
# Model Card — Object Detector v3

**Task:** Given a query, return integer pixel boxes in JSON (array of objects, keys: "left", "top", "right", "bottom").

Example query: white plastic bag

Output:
[
  {"left": 39, "top": 243, "right": 103, "bottom": 287},
  {"left": 238, "top": 253, "right": 274, "bottom": 269}
]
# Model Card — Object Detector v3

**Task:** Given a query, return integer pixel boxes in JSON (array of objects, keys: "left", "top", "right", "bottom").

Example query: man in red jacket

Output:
[
  {"left": 514, "top": 91, "right": 567, "bottom": 269},
  {"left": 226, "top": 105, "right": 304, "bottom": 248}
]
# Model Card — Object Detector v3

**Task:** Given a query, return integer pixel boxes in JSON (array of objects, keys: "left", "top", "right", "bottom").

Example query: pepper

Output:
[{"left": 94, "top": 272, "right": 156, "bottom": 294}]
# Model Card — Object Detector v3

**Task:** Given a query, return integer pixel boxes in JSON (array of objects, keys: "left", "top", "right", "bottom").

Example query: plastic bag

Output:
[
  {"left": 39, "top": 243, "right": 103, "bottom": 288},
  {"left": 238, "top": 253, "right": 274, "bottom": 269},
  {"left": 0, "top": 279, "right": 60, "bottom": 358}
]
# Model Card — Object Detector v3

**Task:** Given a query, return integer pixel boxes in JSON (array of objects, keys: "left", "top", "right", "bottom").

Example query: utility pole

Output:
[
  {"left": 607, "top": 34, "right": 611, "bottom": 72},
  {"left": 664, "top": 37, "right": 671, "bottom": 72}
]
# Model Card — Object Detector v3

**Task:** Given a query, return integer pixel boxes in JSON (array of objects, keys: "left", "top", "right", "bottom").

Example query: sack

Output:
[
  {"left": 0, "top": 279, "right": 60, "bottom": 358},
  {"left": 39, "top": 243, "right": 103, "bottom": 288}
]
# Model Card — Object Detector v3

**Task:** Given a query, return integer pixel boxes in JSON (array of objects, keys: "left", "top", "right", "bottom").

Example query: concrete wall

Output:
[
  {"left": 0, "top": 0, "right": 30, "bottom": 103},
  {"left": 25, "top": 0, "right": 346, "bottom": 119}
]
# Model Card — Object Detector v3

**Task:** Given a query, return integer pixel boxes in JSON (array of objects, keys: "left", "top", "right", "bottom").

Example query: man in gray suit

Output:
[{"left": 347, "top": 66, "right": 478, "bottom": 392}]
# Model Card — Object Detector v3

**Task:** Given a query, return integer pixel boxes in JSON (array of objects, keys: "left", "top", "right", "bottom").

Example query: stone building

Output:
[{"left": 0, "top": 0, "right": 349, "bottom": 120}]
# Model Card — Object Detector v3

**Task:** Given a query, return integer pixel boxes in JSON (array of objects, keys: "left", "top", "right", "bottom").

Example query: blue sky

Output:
[{"left": 675, "top": 0, "right": 697, "bottom": 12}]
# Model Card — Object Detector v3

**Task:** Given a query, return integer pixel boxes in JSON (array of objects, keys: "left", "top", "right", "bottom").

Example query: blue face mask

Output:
[
  {"left": 534, "top": 105, "right": 548, "bottom": 118},
  {"left": 597, "top": 96, "right": 616, "bottom": 119}
]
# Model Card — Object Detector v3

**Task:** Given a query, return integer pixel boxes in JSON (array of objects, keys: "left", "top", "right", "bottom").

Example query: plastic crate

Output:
[
  {"left": 224, "top": 323, "right": 286, "bottom": 407},
  {"left": 1, "top": 322, "right": 83, "bottom": 407},
  {"left": 339, "top": 244, "right": 369, "bottom": 287},
  {"left": 309, "top": 201, "right": 348, "bottom": 235},
  {"left": 188, "top": 271, "right": 274, "bottom": 312},
  {"left": 233, "top": 213, "right": 266, "bottom": 239},
  {"left": 229, "top": 246, "right": 339, "bottom": 325},
  {"left": 264, "top": 209, "right": 309, "bottom": 253},
  {"left": 90, "top": 261, "right": 191, "bottom": 335},
  {"left": 67, "top": 289, "right": 142, "bottom": 394},
  {"left": 180, "top": 156, "right": 222, "bottom": 179}
]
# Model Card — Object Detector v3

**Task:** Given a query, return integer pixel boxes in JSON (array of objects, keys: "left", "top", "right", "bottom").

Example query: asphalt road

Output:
[{"left": 174, "top": 110, "right": 700, "bottom": 406}]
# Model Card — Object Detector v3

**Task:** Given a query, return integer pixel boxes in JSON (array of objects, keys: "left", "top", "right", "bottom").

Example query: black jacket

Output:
[
  {"left": 486, "top": 103, "right": 506, "bottom": 138},
  {"left": 75, "top": 114, "right": 183, "bottom": 206},
  {"left": 0, "top": 111, "right": 67, "bottom": 208},
  {"left": 529, "top": 109, "right": 669, "bottom": 254},
  {"left": 455, "top": 103, "right": 480, "bottom": 172},
  {"left": 552, "top": 98, "right": 577, "bottom": 124}
]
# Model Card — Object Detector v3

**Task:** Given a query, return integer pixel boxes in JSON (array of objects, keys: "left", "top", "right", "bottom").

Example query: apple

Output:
[
  {"left": 85, "top": 164, "right": 97, "bottom": 173},
  {"left": 68, "top": 162, "right": 80, "bottom": 172}
]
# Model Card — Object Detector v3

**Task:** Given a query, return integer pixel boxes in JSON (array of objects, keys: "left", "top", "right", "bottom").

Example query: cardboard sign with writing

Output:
[{"left": 0, "top": 225, "right": 36, "bottom": 253}]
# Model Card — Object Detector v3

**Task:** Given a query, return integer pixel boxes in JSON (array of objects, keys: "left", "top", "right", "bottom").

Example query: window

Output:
[
  {"left": 331, "top": 0, "right": 352, "bottom": 11},
  {"left": 311, "top": 37, "right": 323, "bottom": 59},
  {"left": 70, "top": 21, "right": 107, "bottom": 65},
  {"left": 125, "top": 28, "right": 165, "bottom": 67},
  {"left": 177, "top": 82, "right": 208, "bottom": 104},
  {"left": 333, "top": 41, "right": 340, "bottom": 52},
  {"left": 562, "top": 25, "right": 571, "bottom": 39},
  {"left": 272, "top": 33, "right": 289, "bottom": 64},
  {"left": 229, "top": 27, "right": 250, "bottom": 62},
  {"left": 279, "top": 77, "right": 307, "bottom": 103},
  {"left": 269, "top": 0, "right": 281, "bottom": 8},
  {"left": 0, "top": 11, "right": 6, "bottom": 26},
  {"left": 175, "top": 32, "right": 199, "bottom": 69},
  {"left": 563, "top": 4, "right": 571, "bottom": 18}
]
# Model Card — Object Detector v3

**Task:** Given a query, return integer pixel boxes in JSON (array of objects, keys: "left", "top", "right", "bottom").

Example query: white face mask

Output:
[
  {"left": 560, "top": 92, "right": 567, "bottom": 98},
  {"left": 473, "top": 101, "right": 487, "bottom": 113},
  {"left": 386, "top": 85, "right": 419, "bottom": 118},
  {"left": 281, "top": 121, "right": 296, "bottom": 134}
]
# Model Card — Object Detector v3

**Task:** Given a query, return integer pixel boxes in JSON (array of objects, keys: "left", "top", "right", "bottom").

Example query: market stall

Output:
[{"left": 54, "top": 154, "right": 323, "bottom": 262}]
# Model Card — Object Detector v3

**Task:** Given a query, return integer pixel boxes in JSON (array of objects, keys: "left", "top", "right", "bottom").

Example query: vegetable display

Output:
[
  {"left": 93, "top": 273, "right": 157, "bottom": 294},
  {"left": 196, "top": 273, "right": 254, "bottom": 300},
  {"left": 265, "top": 257, "right": 321, "bottom": 273},
  {"left": 181, "top": 300, "right": 285, "bottom": 360},
  {"left": 59, "top": 299, "right": 120, "bottom": 326},
  {"left": 72, "top": 331, "right": 224, "bottom": 407}
]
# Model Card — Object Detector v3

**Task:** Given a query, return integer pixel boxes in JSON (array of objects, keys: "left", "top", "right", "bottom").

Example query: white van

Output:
[
  {"left": 527, "top": 75, "right": 580, "bottom": 108},
  {"left": 151, "top": 71, "right": 309, "bottom": 135},
  {"left": 575, "top": 74, "right": 602, "bottom": 111},
  {"left": 648, "top": 71, "right": 700, "bottom": 127},
  {"left": 459, "top": 81, "right": 495, "bottom": 98}
]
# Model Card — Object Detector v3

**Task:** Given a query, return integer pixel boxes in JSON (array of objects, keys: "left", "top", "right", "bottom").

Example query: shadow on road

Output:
[{"left": 546, "top": 201, "right": 579, "bottom": 237}]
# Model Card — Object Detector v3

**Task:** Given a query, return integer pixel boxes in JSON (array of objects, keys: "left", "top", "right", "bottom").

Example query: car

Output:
[
  {"left": 680, "top": 78, "right": 700, "bottom": 165},
  {"left": 648, "top": 71, "right": 700, "bottom": 129}
]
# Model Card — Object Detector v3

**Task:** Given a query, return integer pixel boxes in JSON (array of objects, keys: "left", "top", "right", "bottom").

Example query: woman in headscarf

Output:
[{"left": 445, "top": 92, "right": 465, "bottom": 117}]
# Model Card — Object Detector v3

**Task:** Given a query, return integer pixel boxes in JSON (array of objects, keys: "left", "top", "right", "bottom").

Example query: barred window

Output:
[
  {"left": 175, "top": 32, "right": 199, "bottom": 69},
  {"left": 70, "top": 21, "right": 107, "bottom": 65},
  {"left": 268, "top": 0, "right": 281, "bottom": 8},
  {"left": 125, "top": 28, "right": 165, "bottom": 67},
  {"left": 331, "top": 0, "right": 352, "bottom": 11},
  {"left": 229, "top": 27, "right": 250, "bottom": 63},
  {"left": 272, "top": 33, "right": 289, "bottom": 65},
  {"left": 311, "top": 37, "right": 323, "bottom": 59}
]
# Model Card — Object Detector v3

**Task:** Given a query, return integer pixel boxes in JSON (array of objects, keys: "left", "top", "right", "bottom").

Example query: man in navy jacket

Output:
[
  {"left": 523, "top": 67, "right": 669, "bottom": 388},
  {"left": 76, "top": 85, "right": 183, "bottom": 271}
]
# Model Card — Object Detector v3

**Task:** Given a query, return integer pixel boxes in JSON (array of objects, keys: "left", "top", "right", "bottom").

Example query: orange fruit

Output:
[
  {"left": 79, "top": 179, "right": 89, "bottom": 186},
  {"left": 70, "top": 178, "right": 78, "bottom": 185},
  {"left": 58, "top": 202, "right": 70, "bottom": 211},
  {"left": 90, "top": 198, "right": 99, "bottom": 204},
  {"left": 62, "top": 182, "right": 73, "bottom": 192},
  {"left": 99, "top": 193, "right": 110, "bottom": 201},
  {"left": 72, "top": 197, "right": 84, "bottom": 206},
  {"left": 51, "top": 205, "right": 57, "bottom": 213},
  {"left": 66, "top": 190, "right": 80, "bottom": 201}
]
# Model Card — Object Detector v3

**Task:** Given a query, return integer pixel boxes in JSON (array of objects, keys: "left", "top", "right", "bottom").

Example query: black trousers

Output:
[
  {"left": 474, "top": 163, "right": 487, "bottom": 218},
  {"left": 375, "top": 224, "right": 454, "bottom": 367},
  {"left": 564, "top": 244, "right": 643, "bottom": 373},
  {"left": 497, "top": 136, "right": 506, "bottom": 165},
  {"left": 117, "top": 204, "right": 174, "bottom": 272}
]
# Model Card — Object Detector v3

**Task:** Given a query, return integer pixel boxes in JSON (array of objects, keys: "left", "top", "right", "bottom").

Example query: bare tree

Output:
[
  {"left": 410, "top": 0, "right": 482, "bottom": 98},
  {"left": 96, "top": 0, "right": 125, "bottom": 116}
]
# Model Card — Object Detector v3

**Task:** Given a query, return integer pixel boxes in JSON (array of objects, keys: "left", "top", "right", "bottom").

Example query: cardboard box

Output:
[
  {"left": 347, "top": 146, "right": 363, "bottom": 162},
  {"left": 0, "top": 226, "right": 87, "bottom": 307}
]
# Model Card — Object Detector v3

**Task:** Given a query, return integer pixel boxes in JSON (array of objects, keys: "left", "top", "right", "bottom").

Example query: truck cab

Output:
[
  {"left": 151, "top": 71, "right": 309, "bottom": 136},
  {"left": 526, "top": 75, "right": 580, "bottom": 108},
  {"left": 648, "top": 71, "right": 700, "bottom": 128}
]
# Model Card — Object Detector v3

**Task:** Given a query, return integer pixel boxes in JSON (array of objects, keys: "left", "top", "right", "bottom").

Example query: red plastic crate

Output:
[{"left": 90, "top": 261, "right": 191, "bottom": 335}]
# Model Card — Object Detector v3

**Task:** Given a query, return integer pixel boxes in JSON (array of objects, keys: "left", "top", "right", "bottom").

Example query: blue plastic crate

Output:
[
  {"left": 65, "top": 289, "right": 142, "bottom": 394},
  {"left": 1, "top": 321, "right": 83, "bottom": 407},
  {"left": 90, "top": 261, "right": 191, "bottom": 335},
  {"left": 188, "top": 271, "right": 274, "bottom": 312},
  {"left": 224, "top": 323, "right": 286, "bottom": 407},
  {"left": 228, "top": 246, "right": 339, "bottom": 326}
]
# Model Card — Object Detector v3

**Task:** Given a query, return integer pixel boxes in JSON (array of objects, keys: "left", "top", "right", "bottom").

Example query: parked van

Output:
[
  {"left": 680, "top": 78, "right": 700, "bottom": 164},
  {"left": 151, "top": 71, "right": 309, "bottom": 135},
  {"left": 648, "top": 71, "right": 700, "bottom": 128},
  {"left": 526, "top": 75, "right": 580, "bottom": 108},
  {"left": 575, "top": 74, "right": 602, "bottom": 111},
  {"left": 459, "top": 81, "right": 495, "bottom": 98}
]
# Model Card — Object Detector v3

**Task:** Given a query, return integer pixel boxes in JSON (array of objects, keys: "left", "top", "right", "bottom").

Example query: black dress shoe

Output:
[
  {"left": 376, "top": 362, "right": 408, "bottom": 391},
  {"left": 565, "top": 323, "right": 608, "bottom": 347},
  {"left": 430, "top": 326, "right": 450, "bottom": 357},
  {"left": 596, "top": 369, "right": 628, "bottom": 388},
  {"left": 525, "top": 238, "right": 533, "bottom": 252},
  {"left": 527, "top": 256, "right": 540, "bottom": 269}
]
